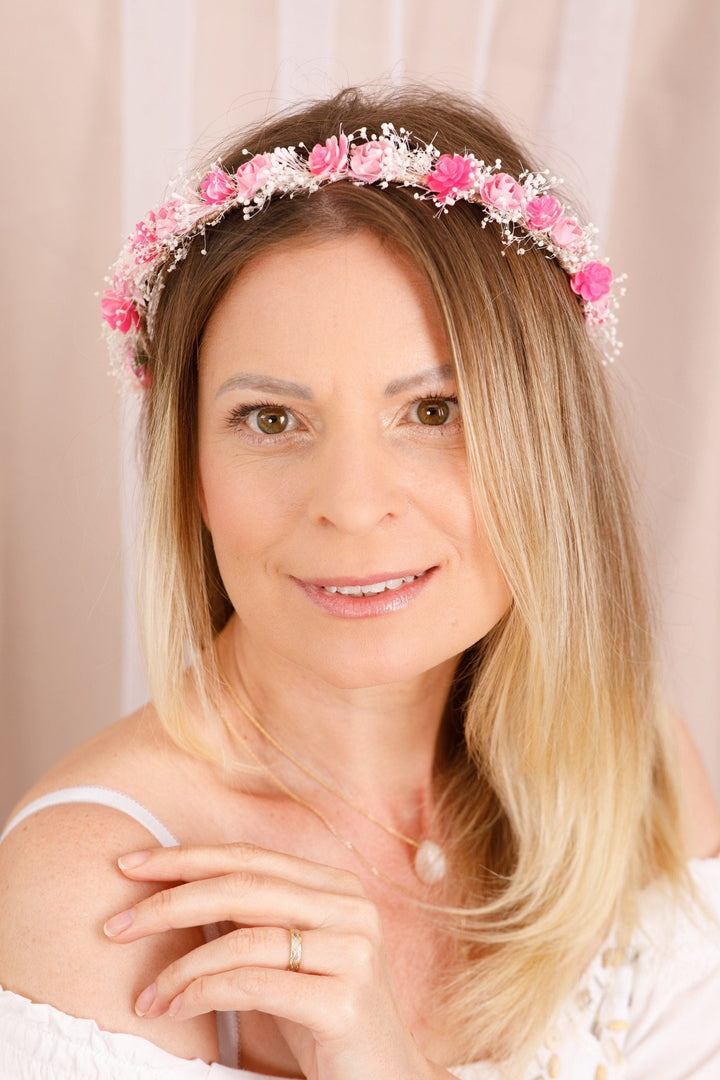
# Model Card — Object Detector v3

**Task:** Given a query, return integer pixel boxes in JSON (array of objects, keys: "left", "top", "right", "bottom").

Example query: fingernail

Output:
[
  {"left": 118, "top": 851, "right": 151, "bottom": 870},
  {"left": 168, "top": 992, "right": 184, "bottom": 1018},
  {"left": 135, "top": 983, "right": 157, "bottom": 1017},
  {"left": 104, "top": 907, "right": 136, "bottom": 937}
]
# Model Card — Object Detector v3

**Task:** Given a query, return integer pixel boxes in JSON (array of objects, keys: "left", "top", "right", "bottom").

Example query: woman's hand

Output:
[{"left": 104, "top": 843, "right": 450, "bottom": 1080}]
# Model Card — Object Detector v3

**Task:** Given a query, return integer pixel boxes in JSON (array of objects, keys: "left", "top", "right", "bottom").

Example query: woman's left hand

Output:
[{"left": 105, "top": 843, "right": 450, "bottom": 1080}]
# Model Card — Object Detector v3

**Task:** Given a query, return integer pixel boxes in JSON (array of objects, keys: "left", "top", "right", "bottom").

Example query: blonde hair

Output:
[{"left": 138, "top": 86, "right": 687, "bottom": 1065}]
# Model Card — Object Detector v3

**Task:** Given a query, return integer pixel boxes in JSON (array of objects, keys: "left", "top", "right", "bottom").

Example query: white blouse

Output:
[{"left": 1, "top": 787, "right": 719, "bottom": 1079}]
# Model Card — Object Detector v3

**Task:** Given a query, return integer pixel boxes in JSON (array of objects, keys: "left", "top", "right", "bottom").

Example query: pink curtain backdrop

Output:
[{"left": 1, "top": 0, "right": 718, "bottom": 820}]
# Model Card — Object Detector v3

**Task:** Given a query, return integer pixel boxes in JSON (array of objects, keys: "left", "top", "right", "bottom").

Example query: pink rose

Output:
[
  {"left": 550, "top": 215, "right": 583, "bottom": 249},
  {"left": 349, "top": 139, "right": 391, "bottom": 182},
  {"left": 101, "top": 289, "right": 139, "bottom": 334},
  {"left": 308, "top": 134, "right": 349, "bottom": 178},
  {"left": 524, "top": 195, "right": 563, "bottom": 231},
  {"left": 481, "top": 172, "right": 524, "bottom": 212},
  {"left": 200, "top": 167, "right": 236, "bottom": 205},
  {"left": 426, "top": 154, "right": 475, "bottom": 200},
  {"left": 153, "top": 199, "right": 186, "bottom": 240},
  {"left": 570, "top": 261, "right": 613, "bottom": 302},
  {"left": 236, "top": 154, "right": 271, "bottom": 200}
]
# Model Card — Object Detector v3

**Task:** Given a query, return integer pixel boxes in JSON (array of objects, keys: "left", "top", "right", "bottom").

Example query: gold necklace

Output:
[{"left": 217, "top": 663, "right": 448, "bottom": 887}]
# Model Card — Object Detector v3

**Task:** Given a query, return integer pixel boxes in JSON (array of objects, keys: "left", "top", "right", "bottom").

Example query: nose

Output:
[{"left": 306, "top": 426, "right": 407, "bottom": 535}]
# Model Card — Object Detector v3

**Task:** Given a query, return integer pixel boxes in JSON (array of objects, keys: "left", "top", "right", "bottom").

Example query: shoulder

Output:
[
  {"left": 674, "top": 714, "right": 720, "bottom": 858},
  {"left": 0, "top": 716, "right": 219, "bottom": 1063},
  {"left": 622, "top": 857, "right": 720, "bottom": 1077},
  {"left": 6, "top": 704, "right": 218, "bottom": 839}
]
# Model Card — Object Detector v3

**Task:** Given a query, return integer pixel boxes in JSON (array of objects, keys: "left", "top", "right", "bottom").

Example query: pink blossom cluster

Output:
[
  {"left": 101, "top": 288, "right": 138, "bottom": 335},
  {"left": 426, "top": 157, "right": 597, "bottom": 262},
  {"left": 102, "top": 128, "right": 621, "bottom": 388},
  {"left": 423, "top": 154, "right": 614, "bottom": 312}
]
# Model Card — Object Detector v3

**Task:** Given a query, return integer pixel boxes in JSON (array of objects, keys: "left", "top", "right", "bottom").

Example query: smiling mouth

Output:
[
  {"left": 294, "top": 567, "right": 435, "bottom": 618},
  {"left": 320, "top": 571, "right": 428, "bottom": 597}
]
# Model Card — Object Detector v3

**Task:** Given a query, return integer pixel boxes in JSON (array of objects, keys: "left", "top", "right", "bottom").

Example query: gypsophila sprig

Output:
[{"left": 101, "top": 125, "right": 625, "bottom": 389}]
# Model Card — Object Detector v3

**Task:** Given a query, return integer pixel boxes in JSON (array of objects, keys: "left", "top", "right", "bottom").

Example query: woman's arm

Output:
[
  {"left": 0, "top": 803, "right": 218, "bottom": 1062},
  {"left": 675, "top": 715, "right": 720, "bottom": 858}
]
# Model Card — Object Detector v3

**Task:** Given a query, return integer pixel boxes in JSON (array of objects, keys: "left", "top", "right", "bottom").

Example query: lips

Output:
[
  {"left": 321, "top": 571, "right": 427, "bottom": 597},
  {"left": 293, "top": 567, "right": 435, "bottom": 619}
]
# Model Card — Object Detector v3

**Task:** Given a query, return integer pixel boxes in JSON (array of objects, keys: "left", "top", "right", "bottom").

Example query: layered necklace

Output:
[{"left": 217, "top": 664, "right": 448, "bottom": 889}]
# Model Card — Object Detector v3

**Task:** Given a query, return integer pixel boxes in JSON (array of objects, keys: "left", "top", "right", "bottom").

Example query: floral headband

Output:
[{"left": 102, "top": 124, "right": 624, "bottom": 389}]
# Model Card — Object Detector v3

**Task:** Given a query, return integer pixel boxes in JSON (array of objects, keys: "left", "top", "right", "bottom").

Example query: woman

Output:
[{"left": 0, "top": 87, "right": 719, "bottom": 1079}]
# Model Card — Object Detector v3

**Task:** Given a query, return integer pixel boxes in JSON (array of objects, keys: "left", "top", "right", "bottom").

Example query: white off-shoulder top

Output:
[{"left": 1, "top": 786, "right": 719, "bottom": 1079}]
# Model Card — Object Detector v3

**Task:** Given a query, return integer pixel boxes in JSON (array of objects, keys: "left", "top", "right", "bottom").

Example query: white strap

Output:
[
  {"left": 0, "top": 785, "right": 179, "bottom": 847},
  {"left": 0, "top": 784, "right": 242, "bottom": 1067}
]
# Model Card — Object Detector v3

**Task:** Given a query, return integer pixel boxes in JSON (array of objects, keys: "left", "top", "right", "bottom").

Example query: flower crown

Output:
[{"left": 102, "top": 124, "right": 624, "bottom": 389}]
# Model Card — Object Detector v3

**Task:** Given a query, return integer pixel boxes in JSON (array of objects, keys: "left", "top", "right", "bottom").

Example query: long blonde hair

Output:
[{"left": 137, "top": 86, "right": 687, "bottom": 1065}]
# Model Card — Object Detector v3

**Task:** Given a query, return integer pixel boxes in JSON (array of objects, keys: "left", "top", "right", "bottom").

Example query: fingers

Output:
[
  {"left": 139, "top": 936, "right": 383, "bottom": 1045},
  {"left": 167, "top": 967, "right": 332, "bottom": 1032},
  {"left": 118, "top": 842, "right": 365, "bottom": 897},
  {"left": 106, "top": 841, "right": 402, "bottom": 1064},
  {"left": 135, "top": 925, "right": 352, "bottom": 1018},
  {"left": 104, "top": 869, "right": 381, "bottom": 944}
]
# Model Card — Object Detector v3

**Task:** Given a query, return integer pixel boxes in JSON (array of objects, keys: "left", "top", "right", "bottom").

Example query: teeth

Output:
[
  {"left": 360, "top": 581, "right": 387, "bottom": 595},
  {"left": 321, "top": 572, "right": 424, "bottom": 597}
]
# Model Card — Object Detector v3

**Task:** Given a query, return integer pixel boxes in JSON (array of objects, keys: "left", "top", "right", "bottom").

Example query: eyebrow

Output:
[
  {"left": 215, "top": 364, "right": 456, "bottom": 402},
  {"left": 383, "top": 364, "right": 455, "bottom": 396},
  {"left": 215, "top": 373, "right": 314, "bottom": 400}
]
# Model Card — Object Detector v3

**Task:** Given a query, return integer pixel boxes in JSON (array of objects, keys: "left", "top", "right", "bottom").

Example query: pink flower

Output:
[
  {"left": 585, "top": 295, "right": 610, "bottom": 324},
  {"left": 349, "top": 139, "right": 391, "bottom": 182},
  {"left": 129, "top": 217, "right": 158, "bottom": 262},
  {"left": 137, "top": 365, "right": 152, "bottom": 389},
  {"left": 426, "top": 154, "right": 475, "bottom": 200},
  {"left": 308, "top": 134, "right": 349, "bottom": 178},
  {"left": 200, "top": 167, "right": 236, "bottom": 205},
  {"left": 129, "top": 356, "right": 152, "bottom": 390},
  {"left": 481, "top": 172, "right": 524, "bottom": 212},
  {"left": 550, "top": 215, "right": 584, "bottom": 249},
  {"left": 524, "top": 195, "right": 563, "bottom": 231},
  {"left": 153, "top": 199, "right": 186, "bottom": 240},
  {"left": 236, "top": 154, "right": 271, "bottom": 200},
  {"left": 101, "top": 289, "right": 139, "bottom": 334},
  {"left": 571, "top": 261, "right": 613, "bottom": 302}
]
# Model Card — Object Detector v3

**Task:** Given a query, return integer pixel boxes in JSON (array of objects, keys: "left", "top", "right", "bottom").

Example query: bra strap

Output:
[
  {"left": 0, "top": 785, "right": 179, "bottom": 847},
  {"left": 0, "top": 784, "right": 242, "bottom": 1067}
]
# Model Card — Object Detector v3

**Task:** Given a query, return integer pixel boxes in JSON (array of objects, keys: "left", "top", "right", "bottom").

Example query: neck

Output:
[{"left": 213, "top": 615, "right": 458, "bottom": 836}]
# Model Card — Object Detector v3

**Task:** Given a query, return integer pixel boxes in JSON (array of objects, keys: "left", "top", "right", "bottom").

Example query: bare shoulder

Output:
[
  {"left": 0, "top": 800, "right": 218, "bottom": 1061},
  {"left": 0, "top": 712, "right": 219, "bottom": 1062},
  {"left": 674, "top": 714, "right": 720, "bottom": 858}
]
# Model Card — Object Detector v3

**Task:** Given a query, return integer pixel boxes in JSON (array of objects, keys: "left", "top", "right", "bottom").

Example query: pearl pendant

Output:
[{"left": 413, "top": 839, "right": 447, "bottom": 885}]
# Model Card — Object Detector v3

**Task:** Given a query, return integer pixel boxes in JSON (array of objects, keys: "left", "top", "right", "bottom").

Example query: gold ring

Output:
[{"left": 288, "top": 928, "right": 302, "bottom": 972}]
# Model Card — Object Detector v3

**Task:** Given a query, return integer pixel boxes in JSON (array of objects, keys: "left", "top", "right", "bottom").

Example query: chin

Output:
[{"left": 285, "top": 635, "right": 463, "bottom": 692}]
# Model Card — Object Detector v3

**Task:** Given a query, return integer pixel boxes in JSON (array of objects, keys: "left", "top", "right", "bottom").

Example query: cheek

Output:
[
  {"left": 198, "top": 452, "right": 302, "bottom": 572},
  {"left": 440, "top": 479, "right": 511, "bottom": 617}
]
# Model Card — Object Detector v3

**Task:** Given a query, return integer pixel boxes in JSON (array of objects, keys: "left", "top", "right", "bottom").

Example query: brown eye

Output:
[
  {"left": 252, "top": 406, "right": 290, "bottom": 434},
  {"left": 414, "top": 398, "right": 452, "bottom": 426}
]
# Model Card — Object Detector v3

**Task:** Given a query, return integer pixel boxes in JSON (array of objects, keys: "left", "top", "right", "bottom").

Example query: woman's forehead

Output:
[{"left": 198, "top": 231, "right": 452, "bottom": 392}]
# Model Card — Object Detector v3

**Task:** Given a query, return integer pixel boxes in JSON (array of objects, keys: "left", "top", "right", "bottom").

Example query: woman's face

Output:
[{"left": 197, "top": 230, "right": 511, "bottom": 689}]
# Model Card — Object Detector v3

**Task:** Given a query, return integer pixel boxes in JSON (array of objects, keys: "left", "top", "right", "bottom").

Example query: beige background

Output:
[{"left": 1, "top": 0, "right": 718, "bottom": 821}]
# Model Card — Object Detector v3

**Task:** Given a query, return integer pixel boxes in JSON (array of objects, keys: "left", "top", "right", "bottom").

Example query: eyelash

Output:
[
  {"left": 224, "top": 394, "right": 461, "bottom": 440},
  {"left": 225, "top": 400, "right": 300, "bottom": 439}
]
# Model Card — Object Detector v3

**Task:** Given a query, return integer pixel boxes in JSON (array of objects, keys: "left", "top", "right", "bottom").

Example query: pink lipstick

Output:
[{"left": 294, "top": 567, "right": 435, "bottom": 618}]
